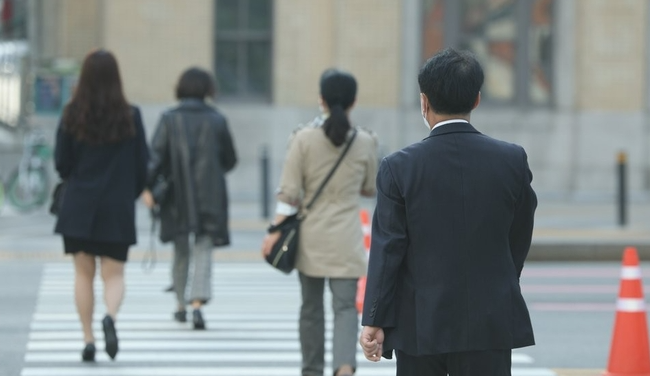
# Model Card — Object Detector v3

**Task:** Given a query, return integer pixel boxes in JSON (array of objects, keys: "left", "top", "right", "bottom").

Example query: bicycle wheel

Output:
[{"left": 6, "top": 168, "right": 49, "bottom": 212}]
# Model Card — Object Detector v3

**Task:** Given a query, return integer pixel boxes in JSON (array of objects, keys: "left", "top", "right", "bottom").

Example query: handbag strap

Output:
[
  {"left": 304, "top": 129, "right": 357, "bottom": 211},
  {"left": 142, "top": 210, "right": 157, "bottom": 273}
]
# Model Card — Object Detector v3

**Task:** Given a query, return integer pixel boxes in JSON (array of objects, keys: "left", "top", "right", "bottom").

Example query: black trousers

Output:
[{"left": 396, "top": 349, "right": 512, "bottom": 376}]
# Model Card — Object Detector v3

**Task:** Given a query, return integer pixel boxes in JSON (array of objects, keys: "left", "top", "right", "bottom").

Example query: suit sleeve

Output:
[
  {"left": 133, "top": 107, "right": 149, "bottom": 197},
  {"left": 218, "top": 118, "right": 237, "bottom": 173},
  {"left": 509, "top": 148, "right": 537, "bottom": 278},
  {"left": 361, "top": 157, "right": 407, "bottom": 328},
  {"left": 54, "top": 121, "right": 74, "bottom": 179}
]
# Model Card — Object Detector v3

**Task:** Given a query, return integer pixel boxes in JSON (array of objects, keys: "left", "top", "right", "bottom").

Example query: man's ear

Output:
[
  {"left": 473, "top": 92, "right": 481, "bottom": 110},
  {"left": 420, "top": 93, "right": 429, "bottom": 114}
]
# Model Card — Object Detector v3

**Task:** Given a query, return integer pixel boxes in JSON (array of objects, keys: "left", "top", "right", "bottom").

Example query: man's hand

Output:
[{"left": 359, "top": 326, "right": 384, "bottom": 362}]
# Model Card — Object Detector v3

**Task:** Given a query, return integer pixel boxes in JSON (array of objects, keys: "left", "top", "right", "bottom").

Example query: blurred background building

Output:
[{"left": 1, "top": 0, "right": 649, "bottom": 202}]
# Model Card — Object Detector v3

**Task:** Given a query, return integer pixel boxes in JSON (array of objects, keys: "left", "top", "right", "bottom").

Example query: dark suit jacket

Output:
[
  {"left": 54, "top": 106, "right": 149, "bottom": 245},
  {"left": 361, "top": 122, "right": 537, "bottom": 357}
]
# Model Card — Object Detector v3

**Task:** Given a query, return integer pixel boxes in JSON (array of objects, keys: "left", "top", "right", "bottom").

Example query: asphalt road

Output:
[
  {"left": 1, "top": 199, "right": 649, "bottom": 376},
  {"left": 0, "top": 259, "right": 644, "bottom": 376}
]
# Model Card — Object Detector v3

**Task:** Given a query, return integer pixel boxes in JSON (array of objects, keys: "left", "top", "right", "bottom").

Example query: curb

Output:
[
  {"left": 552, "top": 369, "right": 602, "bottom": 376},
  {"left": 0, "top": 249, "right": 264, "bottom": 262},
  {"left": 0, "top": 245, "right": 643, "bottom": 262},
  {"left": 529, "top": 243, "right": 650, "bottom": 261}
]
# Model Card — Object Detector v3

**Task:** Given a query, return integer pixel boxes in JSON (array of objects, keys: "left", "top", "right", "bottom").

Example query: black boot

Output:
[
  {"left": 192, "top": 309, "right": 205, "bottom": 330},
  {"left": 174, "top": 310, "right": 187, "bottom": 323}
]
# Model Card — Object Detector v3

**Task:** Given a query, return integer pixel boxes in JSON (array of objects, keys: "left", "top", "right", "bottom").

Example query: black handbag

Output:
[
  {"left": 150, "top": 175, "right": 172, "bottom": 208},
  {"left": 49, "top": 181, "right": 67, "bottom": 216},
  {"left": 265, "top": 130, "right": 357, "bottom": 274},
  {"left": 265, "top": 214, "right": 300, "bottom": 273}
]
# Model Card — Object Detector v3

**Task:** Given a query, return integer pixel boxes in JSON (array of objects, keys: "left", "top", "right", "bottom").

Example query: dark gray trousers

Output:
[{"left": 299, "top": 272, "right": 358, "bottom": 376}]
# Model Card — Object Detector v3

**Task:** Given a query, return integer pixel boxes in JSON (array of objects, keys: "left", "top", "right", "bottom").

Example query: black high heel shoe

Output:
[
  {"left": 192, "top": 309, "right": 205, "bottom": 330},
  {"left": 81, "top": 343, "right": 95, "bottom": 362},
  {"left": 102, "top": 315, "right": 119, "bottom": 360}
]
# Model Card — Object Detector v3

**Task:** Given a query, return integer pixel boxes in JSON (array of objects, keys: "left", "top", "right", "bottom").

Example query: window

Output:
[
  {"left": 215, "top": 0, "right": 273, "bottom": 100},
  {"left": 0, "top": 0, "right": 27, "bottom": 40},
  {"left": 422, "top": 0, "right": 554, "bottom": 106}
]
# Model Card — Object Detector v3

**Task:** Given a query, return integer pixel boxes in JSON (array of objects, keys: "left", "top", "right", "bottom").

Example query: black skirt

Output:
[{"left": 63, "top": 237, "right": 129, "bottom": 262}]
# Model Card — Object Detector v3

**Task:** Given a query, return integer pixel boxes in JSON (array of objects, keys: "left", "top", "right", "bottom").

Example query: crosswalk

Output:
[{"left": 22, "top": 262, "right": 556, "bottom": 376}]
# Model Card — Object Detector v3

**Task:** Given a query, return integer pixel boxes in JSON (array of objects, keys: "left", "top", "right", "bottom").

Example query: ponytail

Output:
[
  {"left": 319, "top": 69, "right": 357, "bottom": 147},
  {"left": 323, "top": 104, "right": 350, "bottom": 147}
]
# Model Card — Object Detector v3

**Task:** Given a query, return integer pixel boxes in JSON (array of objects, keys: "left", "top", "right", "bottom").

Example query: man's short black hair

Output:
[
  {"left": 176, "top": 67, "right": 216, "bottom": 100},
  {"left": 418, "top": 48, "right": 484, "bottom": 115}
]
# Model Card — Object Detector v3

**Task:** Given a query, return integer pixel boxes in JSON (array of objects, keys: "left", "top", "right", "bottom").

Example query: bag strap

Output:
[
  {"left": 304, "top": 129, "right": 357, "bottom": 211},
  {"left": 142, "top": 210, "right": 157, "bottom": 273}
]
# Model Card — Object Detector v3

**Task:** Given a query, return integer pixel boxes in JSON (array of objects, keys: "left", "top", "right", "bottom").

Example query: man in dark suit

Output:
[{"left": 359, "top": 48, "right": 537, "bottom": 376}]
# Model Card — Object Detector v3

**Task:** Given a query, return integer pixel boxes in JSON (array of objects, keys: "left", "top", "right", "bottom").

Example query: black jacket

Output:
[
  {"left": 147, "top": 99, "right": 237, "bottom": 245},
  {"left": 54, "top": 106, "right": 149, "bottom": 245},
  {"left": 362, "top": 122, "right": 537, "bottom": 357}
]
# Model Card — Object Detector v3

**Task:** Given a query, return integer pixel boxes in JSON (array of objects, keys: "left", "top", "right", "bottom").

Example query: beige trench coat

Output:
[{"left": 277, "top": 120, "right": 378, "bottom": 278}]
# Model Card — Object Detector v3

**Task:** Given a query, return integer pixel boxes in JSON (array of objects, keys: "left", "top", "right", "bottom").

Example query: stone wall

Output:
[
  {"left": 102, "top": 0, "right": 214, "bottom": 103},
  {"left": 273, "top": 0, "right": 401, "bottom": 107},
  {"left": 576, "top": 0, "right": 647, "bottom": 111}
]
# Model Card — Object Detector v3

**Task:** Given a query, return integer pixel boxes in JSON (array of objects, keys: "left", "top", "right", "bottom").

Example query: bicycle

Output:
[{"left": 5, "top": 131, "right": 52, "bottom": 212}]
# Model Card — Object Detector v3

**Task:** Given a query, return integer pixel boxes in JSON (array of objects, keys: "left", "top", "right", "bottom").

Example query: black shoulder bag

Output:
[
  {"left": 49, "top": 181, "right": 66, "bottom": 215},
  {"left": 265, "top": 130, "right": 357, "bottom": 274}
]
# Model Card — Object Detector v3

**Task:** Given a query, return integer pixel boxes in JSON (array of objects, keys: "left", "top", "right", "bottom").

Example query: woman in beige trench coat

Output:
[{"left": 262, "top": 69, "right": 378, "bottom": 376}]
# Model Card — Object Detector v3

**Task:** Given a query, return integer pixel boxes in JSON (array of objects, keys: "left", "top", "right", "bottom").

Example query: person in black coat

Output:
[
  {"left": 142, "top": 67, "right": 237, "bottom": 330},
  {"left": 54, "top": 50, "right": 149, "bottom": 362},
  {"left": 359, "top": 48, "right": 537, "bottom": 376}
]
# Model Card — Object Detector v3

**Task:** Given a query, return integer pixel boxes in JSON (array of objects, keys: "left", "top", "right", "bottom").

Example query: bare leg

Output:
[
  {"left": 73, "top": 252, "right": 96, "bottom": 344},
  {"left": 100, "top": 256, "right": 125, "bottom": 319}
]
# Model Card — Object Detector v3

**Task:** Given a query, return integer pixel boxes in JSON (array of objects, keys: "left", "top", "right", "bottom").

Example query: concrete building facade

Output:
[{"left": 26, "top": 0, "right": 650, "bottom": 201}]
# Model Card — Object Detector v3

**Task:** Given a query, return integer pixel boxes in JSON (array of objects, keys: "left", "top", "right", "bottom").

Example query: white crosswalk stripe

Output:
[{"left": 22, "top": 262, "right": 556, "bottom": 376}]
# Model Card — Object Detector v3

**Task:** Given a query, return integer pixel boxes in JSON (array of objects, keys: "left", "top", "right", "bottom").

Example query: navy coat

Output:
[
  {"left": 54, "top": 106, "right": 149, "bottom": 245},
  {"left": 362, "top": 122, "right": 537, "bottom": 357}
]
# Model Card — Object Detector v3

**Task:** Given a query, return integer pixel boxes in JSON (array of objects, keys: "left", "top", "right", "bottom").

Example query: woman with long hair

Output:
[
  {"left": 262, "top": 69, "right": 378, "bottom": 376},
  {"left": 54, "top": 49, "right": 149, "bottom": 361},
  {"left": 143, "top": 67, "right": 237, "bottom": 330}
]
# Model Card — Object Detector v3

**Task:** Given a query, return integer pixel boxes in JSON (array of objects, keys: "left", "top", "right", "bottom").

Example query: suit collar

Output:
[{"left": 423, "top": 122, "right": 480, "bottom": 140}]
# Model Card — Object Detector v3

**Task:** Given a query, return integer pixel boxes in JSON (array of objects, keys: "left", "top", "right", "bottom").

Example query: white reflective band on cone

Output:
[
  {"left": 617, "top": 298, "right": 646, "bottom": 312},
  {"left": 621, "top": 266, "right": 642, "bottom": 280},
  {"left": 362, "top": 225, "right": 371, "bottom": 234}
]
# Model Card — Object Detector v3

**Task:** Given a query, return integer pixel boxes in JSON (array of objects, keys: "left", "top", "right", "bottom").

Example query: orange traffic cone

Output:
[
  {"left": 604, "top": 247, "right": 650, "bottom": 376},
  {"left": 356, "top": 209, "right": 371, "bottom": 313}
]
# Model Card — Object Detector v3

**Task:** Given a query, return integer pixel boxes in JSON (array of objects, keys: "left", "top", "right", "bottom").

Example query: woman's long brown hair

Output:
[{"left": 62, "top": 50, "right": 134, "bottom": 144}]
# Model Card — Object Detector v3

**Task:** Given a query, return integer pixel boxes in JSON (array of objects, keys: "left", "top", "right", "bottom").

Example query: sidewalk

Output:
[
  {"left": 530, "top": 197, "right": 650, "bottom": 260},
  {"left": 0, "top": 197, "right": 649, "bottom": 261},
  {"left": 222, "top": 197, "right": 650, "bottom": 261}
]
